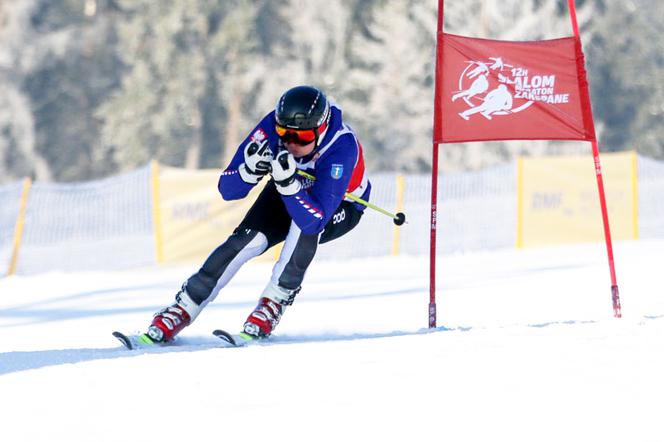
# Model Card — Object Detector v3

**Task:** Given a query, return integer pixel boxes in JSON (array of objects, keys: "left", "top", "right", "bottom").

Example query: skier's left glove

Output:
[{"left": 271, "top": 150, "right": 301, "bottom": 196}]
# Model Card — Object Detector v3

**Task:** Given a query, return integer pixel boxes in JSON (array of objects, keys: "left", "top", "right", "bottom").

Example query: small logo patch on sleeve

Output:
[
  {"left": 251, "top": 128, "right": 267, "bottom": 142},
  {"left": 330, "top": 164, "right": 344, "bottom": 180}
]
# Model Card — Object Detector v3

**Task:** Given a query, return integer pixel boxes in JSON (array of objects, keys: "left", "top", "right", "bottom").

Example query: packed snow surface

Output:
[{"left": 1, "top": 240, "right": 663, "bottom": 442}]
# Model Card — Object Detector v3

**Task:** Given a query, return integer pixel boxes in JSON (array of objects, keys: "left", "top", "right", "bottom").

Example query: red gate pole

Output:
[
  {"left": 429, "top": 143, "right": 439, "bottom": 328},
  {"left": 590, "top": 140, "right": 622, "bottom": 317},
  {"left": 567, "top": 0, "right": 622, "bottom": 317},
  {"left": 429, "top": 0, "right": 445, "bottom": 328}
]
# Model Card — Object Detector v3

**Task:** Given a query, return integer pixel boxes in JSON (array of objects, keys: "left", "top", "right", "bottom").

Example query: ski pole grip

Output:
[{"left": 394, "top": 212, "right": 406, "bottom": 226}]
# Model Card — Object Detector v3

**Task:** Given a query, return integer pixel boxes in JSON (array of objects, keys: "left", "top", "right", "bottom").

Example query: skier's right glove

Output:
[{"left": 238, "top": 139, "right": 273, "bottom": 184}]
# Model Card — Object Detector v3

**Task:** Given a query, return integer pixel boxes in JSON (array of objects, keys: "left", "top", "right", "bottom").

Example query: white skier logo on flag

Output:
[{"left": 452, "top": 57, "right": 571, "bottom": 121}]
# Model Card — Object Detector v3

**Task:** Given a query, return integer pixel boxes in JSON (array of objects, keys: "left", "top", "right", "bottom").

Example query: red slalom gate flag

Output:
[{"left": 434, "top": 33, "right": 596, "bottom": 143}]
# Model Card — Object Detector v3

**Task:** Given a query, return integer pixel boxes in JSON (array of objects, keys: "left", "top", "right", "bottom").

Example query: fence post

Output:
[
  {"left": 631, "top": 151, "right": 639, "bottom": 240},
  {"left": 392, "top": 174, "right": 405, "bottom": 256},
  {"left": 151, "top": 160, "right": 164, "bottom": 264},
  {"left": 7, "top": 177, "right": 32, "bottom": 276},
  {"left": 516, "top": 157, "right": 524, "bottom": 248}
]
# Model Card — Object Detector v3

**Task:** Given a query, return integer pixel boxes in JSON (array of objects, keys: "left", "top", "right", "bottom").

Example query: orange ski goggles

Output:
[{"left": 275, "top": 120, "right": 328, "bottom": 145}]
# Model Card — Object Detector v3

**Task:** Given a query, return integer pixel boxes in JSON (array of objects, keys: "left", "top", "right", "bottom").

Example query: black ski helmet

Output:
[{"left": 275, "top": 85, "right": 330, "bottom": 145}]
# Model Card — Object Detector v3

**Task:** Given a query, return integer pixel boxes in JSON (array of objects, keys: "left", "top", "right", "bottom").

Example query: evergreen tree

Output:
[
  {"left": 0, "top": 0, "right": 662, "bottom": 182},
  {"left": 585, "top": 0, "right": 664, "bottom": 158},
  {"left": 340, "top": 0, "right": 437, "bottom": 171},
  {"left": 98, "top": 0, "right": 211, "bottom": 170}
]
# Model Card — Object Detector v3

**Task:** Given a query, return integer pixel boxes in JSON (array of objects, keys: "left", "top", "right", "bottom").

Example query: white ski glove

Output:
[
  {"left": 238, "top": 139, "right": 273, "bottom": 184},
  {"left": 271, "top": 150, "right": 301, "bottom": 196}
]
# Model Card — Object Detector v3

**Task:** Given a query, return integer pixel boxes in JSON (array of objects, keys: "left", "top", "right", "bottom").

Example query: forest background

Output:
[{"left": 0, "top": 0, "right": 660, "bottom": 183}]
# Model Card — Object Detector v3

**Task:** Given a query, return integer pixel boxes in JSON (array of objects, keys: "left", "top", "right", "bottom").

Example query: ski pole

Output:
[{"left": 296, "top": 170, "right": 406, "bottom": 226}]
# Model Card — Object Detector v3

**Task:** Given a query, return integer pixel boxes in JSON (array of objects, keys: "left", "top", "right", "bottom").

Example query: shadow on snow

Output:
[
  {"left": 0, "top": 286, "right": 426, "bottom": 328},
  {"left": 0, "top": 326, "right": 450, "bottom": 376}
]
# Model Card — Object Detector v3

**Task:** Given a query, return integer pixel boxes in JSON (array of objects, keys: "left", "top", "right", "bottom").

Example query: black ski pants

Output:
[{"left": 185, "top": 180, "right": 363, "bottom": 305}]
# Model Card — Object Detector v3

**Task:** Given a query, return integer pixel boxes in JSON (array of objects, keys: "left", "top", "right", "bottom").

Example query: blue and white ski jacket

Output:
[{"left": 219, "top": 103, "right": 371, "bottom": 235}]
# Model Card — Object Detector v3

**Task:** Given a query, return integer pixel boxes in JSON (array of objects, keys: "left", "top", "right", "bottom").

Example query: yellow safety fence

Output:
[
  {"left": 152, "top": 162, "right": 407, "bottom": 265},
  {"left": 516, "top": 151, "right": 638, "bottom": 247},
  {"left": 153, "top": 161, "right": 275, "bottom": 265},
  {"left": 153, "top": 151, "right": 639, "bottom": 264}
]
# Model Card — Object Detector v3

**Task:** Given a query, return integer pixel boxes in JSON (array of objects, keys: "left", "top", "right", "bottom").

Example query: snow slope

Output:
[{"left": 1, "top": 240, "right": 663, "bottom": 442}]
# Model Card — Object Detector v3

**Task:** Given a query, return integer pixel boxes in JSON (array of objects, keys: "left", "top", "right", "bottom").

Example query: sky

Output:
[{"left": 1, "top": 239, "right": 663, "bottom": 442}]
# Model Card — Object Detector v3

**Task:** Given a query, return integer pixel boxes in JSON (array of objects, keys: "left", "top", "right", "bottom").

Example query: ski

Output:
[
  {"left": 112, "top": 329, "right": 264, "bottom": 351},
  {"left": 112, "top": 331, "right": 157, "bottom": 350},
  {"left": 212, "top": 329, "right": 265, "bottom": 347}
]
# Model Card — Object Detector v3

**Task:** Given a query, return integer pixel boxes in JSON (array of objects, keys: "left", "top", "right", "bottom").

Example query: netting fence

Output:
[{"left": 1, "top": 153, "right": 662, "bottom": 276}]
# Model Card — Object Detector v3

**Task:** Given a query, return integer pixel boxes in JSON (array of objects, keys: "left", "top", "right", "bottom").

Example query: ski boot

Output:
[
  {"left": 242, "top": 297, "right": 284, "bottom": 339},
  {"left": 147, "top": 287, "right": 202, "bottom": 343},
  {"left": 242, "top": 284, "right": 299, "bottom": 339}
]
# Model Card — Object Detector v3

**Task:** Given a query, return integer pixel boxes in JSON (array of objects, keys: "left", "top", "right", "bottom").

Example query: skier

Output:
[
  {"left": 146, "top": 85, "right": 370, "bottom": 342},
  {"left": 459, "top": 84, "right": 513, "bottom": 120},
  {"left": 452, "top": 62, "right": 489, "bottom": 102}
]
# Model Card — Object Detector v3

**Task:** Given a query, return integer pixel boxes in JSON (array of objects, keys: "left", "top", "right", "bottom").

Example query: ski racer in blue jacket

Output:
[{"left": 146, "top": 85, "right": 371, "bottom": 341}]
